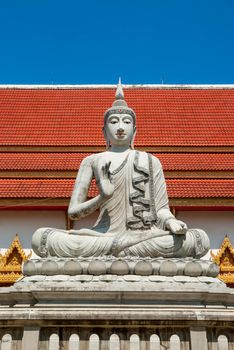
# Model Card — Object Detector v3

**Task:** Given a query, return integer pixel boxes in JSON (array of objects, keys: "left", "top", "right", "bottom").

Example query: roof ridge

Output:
[{"left": 0, "top": 84, "right": 234, "bottom": 90}]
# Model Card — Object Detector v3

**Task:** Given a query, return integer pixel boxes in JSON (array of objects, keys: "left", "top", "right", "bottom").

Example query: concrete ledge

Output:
[{"left": 0, "top": 274, "right": 233, "bottom": 308}]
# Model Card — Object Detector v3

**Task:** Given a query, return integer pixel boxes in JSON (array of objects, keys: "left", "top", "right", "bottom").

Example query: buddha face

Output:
[{"left": 104, "top": 113, "right": 136, "bottom": 147}]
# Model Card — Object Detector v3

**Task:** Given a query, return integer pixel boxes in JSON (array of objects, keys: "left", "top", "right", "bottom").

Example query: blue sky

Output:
[{"left": 0, "top": 0, "right": 233, "bottom": 84}]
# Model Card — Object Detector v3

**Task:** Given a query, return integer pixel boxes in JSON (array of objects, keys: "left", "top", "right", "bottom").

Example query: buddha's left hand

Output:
[{"left": 165, "top": 218, "right": 187, "bottom": 235}]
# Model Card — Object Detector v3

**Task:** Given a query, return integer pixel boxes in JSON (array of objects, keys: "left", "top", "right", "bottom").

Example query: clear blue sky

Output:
[{"left": 0, "top": 0, "right": 233, "bottom": 84}]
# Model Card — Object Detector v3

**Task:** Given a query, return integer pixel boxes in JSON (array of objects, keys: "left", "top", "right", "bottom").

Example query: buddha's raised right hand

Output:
[{"left": 98, "top": 161, "right": 115, "bottom": 198}]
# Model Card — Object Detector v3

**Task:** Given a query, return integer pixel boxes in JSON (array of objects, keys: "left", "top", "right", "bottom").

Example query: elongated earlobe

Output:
[
  {"left": 130, "top": 128, "right": 137, "bottom": 150},
  {"left": 102, "top": 127, "right": 111, "bottom": 150}
]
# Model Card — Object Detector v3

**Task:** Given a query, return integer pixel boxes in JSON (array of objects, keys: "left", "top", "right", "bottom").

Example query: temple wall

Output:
[
  {"left": 0, "top": 210, "right": 233, "bottom": 256},
  {"left": 0, "top": 210, "right": 66, "bottom": 252},
  {"left": 177, "top": 210, "right": 234, "bottom": 250}
]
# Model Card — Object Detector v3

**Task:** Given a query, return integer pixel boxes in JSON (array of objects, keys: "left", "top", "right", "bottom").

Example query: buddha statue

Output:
[{"left": 32, "top": 81, "right": 210, "bottom": 259}]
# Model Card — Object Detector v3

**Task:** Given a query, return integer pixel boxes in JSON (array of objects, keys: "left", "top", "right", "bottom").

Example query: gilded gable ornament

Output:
[
  {"left": 0, "top": 234, "right": 31, "bottom": 286},
  {"left": 211, "top": 236, "right": 234, "bottom": 287}
]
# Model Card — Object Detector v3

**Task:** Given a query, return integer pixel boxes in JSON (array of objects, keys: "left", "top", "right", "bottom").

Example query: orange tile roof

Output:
[
  {"left": 0, "top": 88, "right": 234, "bottom": 147},
  {"left": 0, "top": 179, "right": 92, "bottom": 198},
  {"left": 158, "top": 153, "right": 234, "bottom": 171},
  {"left": 0, "top": 179, "right": 233, "bottom": 199},
  {"left": 0, "top": 152, "right": 233, "bottom": 171},
  {"left": 0, "top": 86, "right": 233, "bottom": 205},
  {"left": 0, "top": 153, "right": 88, "bottom": 170},
  {"left": 166, "top": 179, "right": 234, "bottom": 198}
]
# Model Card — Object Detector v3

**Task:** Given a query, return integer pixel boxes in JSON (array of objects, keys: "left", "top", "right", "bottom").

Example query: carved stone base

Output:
[
  {"left": 0, "top": 272, "right": 234, "bottom": 350},
  {"left": 0, "top": 258, "right": 228, "bottom": 349},
  {"left": 23, "top": 257, "right": 219, "bottom": 278}
]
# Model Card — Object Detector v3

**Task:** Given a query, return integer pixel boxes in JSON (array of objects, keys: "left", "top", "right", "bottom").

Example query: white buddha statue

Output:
[{"left": 32, "top": 81, "right": 209, "bottom": 259}]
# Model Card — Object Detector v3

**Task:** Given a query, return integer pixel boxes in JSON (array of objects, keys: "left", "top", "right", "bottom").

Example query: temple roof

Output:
[
  {"left": 0, "top": 86, "right": 234, "bottom": 148},
  {"left": 0, "top": 152, "right": 233, "bottom": 171},
  {"left": 0, "top": 179, "right": 233, "bottom": 199},
  {"left": 0, "top": 85, "right": 233, "bottom": 208}
]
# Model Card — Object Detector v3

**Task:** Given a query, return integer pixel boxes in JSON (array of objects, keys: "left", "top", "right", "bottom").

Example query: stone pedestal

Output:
[{"left": 0, "top": 259, "right": 233, "bottom": 349}]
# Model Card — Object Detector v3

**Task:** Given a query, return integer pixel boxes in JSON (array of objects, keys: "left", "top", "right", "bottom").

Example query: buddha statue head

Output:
[{"left": 103, "top": 79, "right": 137, "bottom": 149}]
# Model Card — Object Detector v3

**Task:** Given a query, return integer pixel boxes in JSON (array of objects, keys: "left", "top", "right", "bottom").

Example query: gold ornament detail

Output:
[
  {"left": 0, "top": 234, "right": 31, "bottom": 286},
  {"left": 211, "top": 236, "right": 234, "bottom": 287}
]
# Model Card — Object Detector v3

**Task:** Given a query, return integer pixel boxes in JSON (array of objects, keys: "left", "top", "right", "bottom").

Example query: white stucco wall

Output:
[
  {"left": 177, "top": 210, "right": 234, "bottom": 250},
  {"left": 0, "top": 210, "right": 99, "bottom": 258},
  {"left": 0, "top": 210, "right": 66, "bottom": 249}
]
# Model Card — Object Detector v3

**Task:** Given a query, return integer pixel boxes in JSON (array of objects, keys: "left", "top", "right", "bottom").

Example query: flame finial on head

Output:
[
  {"left": 115, "top": 77, "right": 124, "bottom": 100},
  {"left": 104, "top": 78, "right": 136, "bottom": 124},
  {"left": 103, "top": 78, "right": 137, "bottom": 150}
]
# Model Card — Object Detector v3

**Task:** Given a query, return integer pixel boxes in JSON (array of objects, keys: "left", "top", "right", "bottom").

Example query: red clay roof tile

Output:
[
  {"left": 158, "top": 153, "right": 234, "bottom": 171},
  {"left": 0, "top": 87, "right": 233, "bottom": 203},
  {"left": 0, "top": 152, "right": 233, "bottom": 171},
  {"left": 0, "top": 179, "right": 233, "bottom": 199},
  {"left": 0, "top": 88, "right": 234, "bottom": 147}
]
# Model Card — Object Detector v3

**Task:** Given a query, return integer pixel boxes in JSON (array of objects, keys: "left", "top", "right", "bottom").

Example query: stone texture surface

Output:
[
  {"left": 110, "top": 260, "right": 129, "bottom": 275},
  {"left": 0, "top": 277, "right": 233, "bottom": 350},
  {"left": 190, "top": 327, "right": 208, "bottom": 350},
  {"left": 23, "top": 257, "right": 219, "bottom": 277},
  {"left": 21, "top": 327, "right": 40, "bottom": 350},
  {"left": 0, "top": 272, "right": 233, "bottom": 310}
]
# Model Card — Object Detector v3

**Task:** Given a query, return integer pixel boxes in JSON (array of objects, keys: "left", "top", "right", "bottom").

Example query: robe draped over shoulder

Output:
[{"left": 32, "top": 150, "right": 210, "bottom": 258}]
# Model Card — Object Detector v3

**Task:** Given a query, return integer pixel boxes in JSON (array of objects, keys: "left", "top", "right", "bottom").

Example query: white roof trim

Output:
[{"left": 0, "top": 84, "right": 234, "bottom": 89}]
